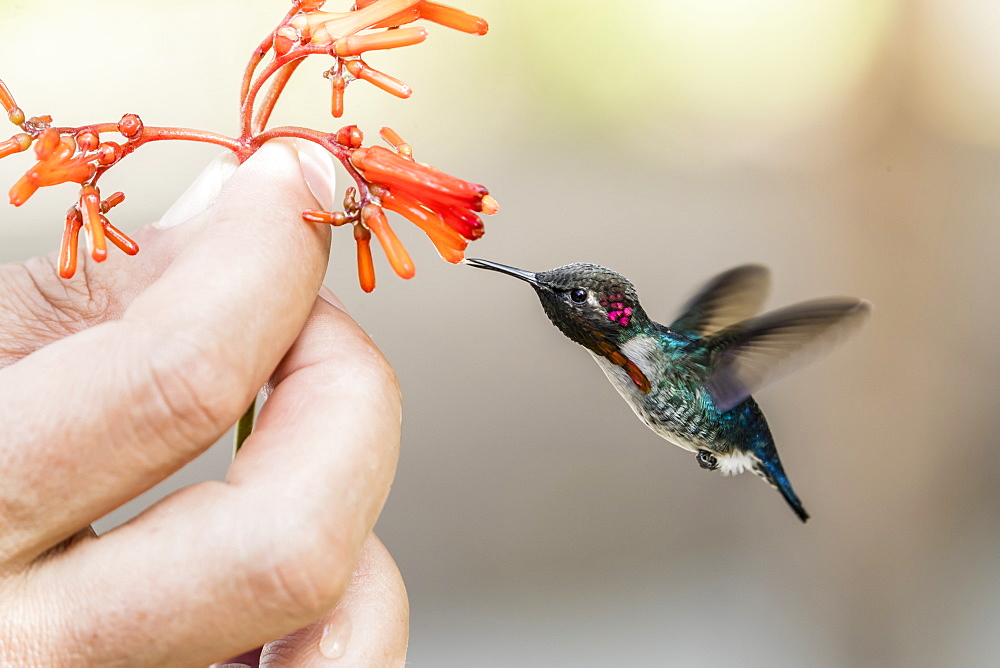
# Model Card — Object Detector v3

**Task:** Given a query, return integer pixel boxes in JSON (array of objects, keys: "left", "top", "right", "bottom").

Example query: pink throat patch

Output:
[{"left": 599, "top": 292, "right": 633, "bottom": 327}]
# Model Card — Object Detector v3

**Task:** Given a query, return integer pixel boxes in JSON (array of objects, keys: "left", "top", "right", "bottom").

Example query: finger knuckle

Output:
[
  {"left": 341, "top": 334, "right": 401, "bottom": 412},
  {"left": 245, "top": 511, "right": 356, "bottom": 620},
  {"left": 5, "top": 257, "right": 112, "bottom": 344},
  {"left": 138, "top": 328, "right": 251, "bottom": 447}
]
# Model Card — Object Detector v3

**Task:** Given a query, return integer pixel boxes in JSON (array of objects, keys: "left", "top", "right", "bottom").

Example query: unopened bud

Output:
[
  {"left": 76, "top": 130, "right": 99, "bottom": 152},
  {"left": 117, "top": 114, "right": 143, "bottom": 140},
  {"left": 336, "top": 125, "right": 364, "bottom": 148}
]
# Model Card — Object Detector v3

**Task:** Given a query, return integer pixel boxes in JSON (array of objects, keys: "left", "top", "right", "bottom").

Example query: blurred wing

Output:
[
  {"left": 705, "top": 298, "right": 872, "bottom": 411},
  {"left": 670, "top": 264, "right": 771, "bottom": 335}
]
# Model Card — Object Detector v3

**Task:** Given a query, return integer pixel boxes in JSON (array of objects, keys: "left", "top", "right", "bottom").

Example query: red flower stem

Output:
[
  {"left": 252, "top": 59, "right": 305, "bottom": 135},
  {"left": 241, "top": 58, "right": 283, "bottom": 139},
  {"left": 241, "top": 42, "right": 334, "bottom": 138},
  {"left": 128, "top": 127, "right": 242, "bottom": 152},
  {"left": 48, "top": 125, "right": 241, "bottom": 155},
  {"left": 51, "top": 123, "right": 120, "bottom": 136},
  {"left": 241, "top": 45, "right": 270, "bottom": 108},
  {"left": 69, "top": 127, "right": 244, "bottom": 187},
  {"left": 239, "top": 4, "right": 299, "bottom": 107}
]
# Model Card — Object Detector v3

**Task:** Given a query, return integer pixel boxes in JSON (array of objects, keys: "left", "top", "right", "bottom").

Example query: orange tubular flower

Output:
[
  {"left": 352, "top": 145, "right": 489, "bottom": 236},
  {"left": 354, "top": 224, "right": 376, "bottom": 292},
  {"left": 281, "top": 0, "right": 488, "bottom": 114},
  {"left": 352, "top": 0, "right": 488, "bottom": 35},
  {"left": 362, "top": 202, "right": 415, "bottom": 279},
  {"left": 417, "top": 2, "right": 489, "bottom": 35},
  {"left": 344, "top": 59, "right": 411, "bottom": 99},
  {"left": 78, "top": 186, "right": 107, "bottom": 263},
  {"left": 303, "top": 125, "right": 498, "bottom": 291},
  {"left": 0, "top": 133, "right": 31, "bottom": 159},
  {"left": 9, "top": 129, "right": 99, "bottom": 206},
  {"left": 382, "top": 191, "right": 466, "bottom": 264},
  {"left": 4, "top": 1, "right": 494, "bottom": 291},
  {"left": 334, "top": 27, "right": 428, "bottom": 57},
  {"left": 57, "top": 188, "right": 136, "bottom": 279}
]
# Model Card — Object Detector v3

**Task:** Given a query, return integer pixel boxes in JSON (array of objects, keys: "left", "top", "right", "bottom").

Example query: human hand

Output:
[{"left": 0, "top": 141, "right": 407, "bottom": 666}]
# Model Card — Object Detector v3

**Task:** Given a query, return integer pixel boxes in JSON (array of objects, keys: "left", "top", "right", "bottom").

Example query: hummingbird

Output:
[{"left": 465, "top": 259, "right": 871, "bottom": 522}]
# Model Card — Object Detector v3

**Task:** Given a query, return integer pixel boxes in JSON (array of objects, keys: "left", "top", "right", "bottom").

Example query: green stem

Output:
[{"left": 234, "top": 398, "right": 256, "bottom": 457}]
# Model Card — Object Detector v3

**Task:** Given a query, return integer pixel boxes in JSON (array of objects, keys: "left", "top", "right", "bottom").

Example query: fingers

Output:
[
  {"left": 0, "top": 153, "right": 241, "bottom": 366},
  {"left": 258, "top": 533, "right": 409, "bottom": 667},
  {"left": 0, "top": 141, "right": 332, "bottom": 563},
  {"left": 19, "top": 296, "right": 401, "bottom": 666}
]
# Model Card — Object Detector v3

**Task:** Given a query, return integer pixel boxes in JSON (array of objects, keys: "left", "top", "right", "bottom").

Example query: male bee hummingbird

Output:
[{"left": 465, "top": 259, "right": 870, "bottom": 522}]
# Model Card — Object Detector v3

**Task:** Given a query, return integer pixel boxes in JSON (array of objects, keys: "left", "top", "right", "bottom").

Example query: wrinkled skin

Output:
[{"left": 0, "top": 141, "right": 408, "bottom": 667}]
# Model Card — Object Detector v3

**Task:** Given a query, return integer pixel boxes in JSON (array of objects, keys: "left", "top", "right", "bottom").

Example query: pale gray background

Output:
[{"left": 2, "top": 1, "right": 999, "bottom": 665}]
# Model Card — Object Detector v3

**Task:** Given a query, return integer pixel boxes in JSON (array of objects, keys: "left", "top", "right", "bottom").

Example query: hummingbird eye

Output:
[{"left": 570, "top": 288, "right": 588, "bottom": 303}]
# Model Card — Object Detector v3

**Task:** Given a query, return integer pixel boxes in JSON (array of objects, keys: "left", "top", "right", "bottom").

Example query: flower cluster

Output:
[
  {"left": 1, "top": 90, "right": 145, "bottom": 277},
  {"left": 0, "top": 1, "right": 495, "bottom": 290},
  {"left": 303, "top": 126, "right": 497, "bottom": 291},
  {"left": 271, "top": 0, "right": 488, "bottom": 117}
]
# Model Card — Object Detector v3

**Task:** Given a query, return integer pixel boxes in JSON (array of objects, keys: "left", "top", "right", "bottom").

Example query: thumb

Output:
[{"left": 156, "top": 139, "right": 338, "bottom": 230}]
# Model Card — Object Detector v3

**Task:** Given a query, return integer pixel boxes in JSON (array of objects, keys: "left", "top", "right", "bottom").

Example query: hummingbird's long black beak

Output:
[{"left": 464, "top": 258, "right": 540, "bottom": 286}]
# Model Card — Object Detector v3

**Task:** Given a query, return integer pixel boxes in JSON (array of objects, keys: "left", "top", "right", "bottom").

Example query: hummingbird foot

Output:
[{"left": 696, "top": 449, "right": 719, "bottom": 471}]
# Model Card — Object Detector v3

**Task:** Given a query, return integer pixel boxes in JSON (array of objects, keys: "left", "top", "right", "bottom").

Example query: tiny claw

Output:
[{"left": 696, "top": 450, "right": 719, "bottom": 471}]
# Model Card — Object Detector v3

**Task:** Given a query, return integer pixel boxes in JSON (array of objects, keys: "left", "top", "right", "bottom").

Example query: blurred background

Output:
[{"left": 2, "top": 0, "right": 999, "bottom": 665}]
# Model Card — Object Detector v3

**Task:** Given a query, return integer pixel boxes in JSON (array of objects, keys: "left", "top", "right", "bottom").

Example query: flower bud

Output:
[
  {"left": 76, "top": 130, "right": 99, "bottom": 152},
  {"left": 117, "top": 114, "right": 143, "bottom": 140},
  {"left": 336, "top": 125, "right": 364, "bottom": 148},
  {"left": 0, "top": 133, "right": 31, "bottom": 159}
]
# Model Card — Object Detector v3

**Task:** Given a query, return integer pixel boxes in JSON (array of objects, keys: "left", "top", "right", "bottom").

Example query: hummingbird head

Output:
[{"left": 465, "top": 259, "right": 650, "bottom": 350}]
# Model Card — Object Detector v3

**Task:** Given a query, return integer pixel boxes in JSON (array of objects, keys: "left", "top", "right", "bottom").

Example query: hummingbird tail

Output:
[
  {"left": 757, "top": 457, "right": 810, "bottom": 523},
  {"left": 779, "top": 483, "right": 810, "bottom": 523}
]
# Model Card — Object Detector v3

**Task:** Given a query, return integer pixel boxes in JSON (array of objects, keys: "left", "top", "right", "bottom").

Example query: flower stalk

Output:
[
  {"left": 1, "top": 0, "right": 498, "bottom": 450},
  {"left": 1, "top": 0, "right": 497, "bottom": 290}
]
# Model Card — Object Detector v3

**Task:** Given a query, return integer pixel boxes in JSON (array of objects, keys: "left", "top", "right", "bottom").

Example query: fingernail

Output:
[
  {"left": 319, "top": 609, "right": 352, "bottom": 660},
  {"left": 211, "top": 664, "right": 251, "bottom": 668},
  {"left": 293, "top": 139, "right": 338, "bottom": 212},
  {"left": 155, "top": 151, "right": 239, "bottom": 228},
  {"left": 318, "top": 284, "right": 348, "bottom": 313}
]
